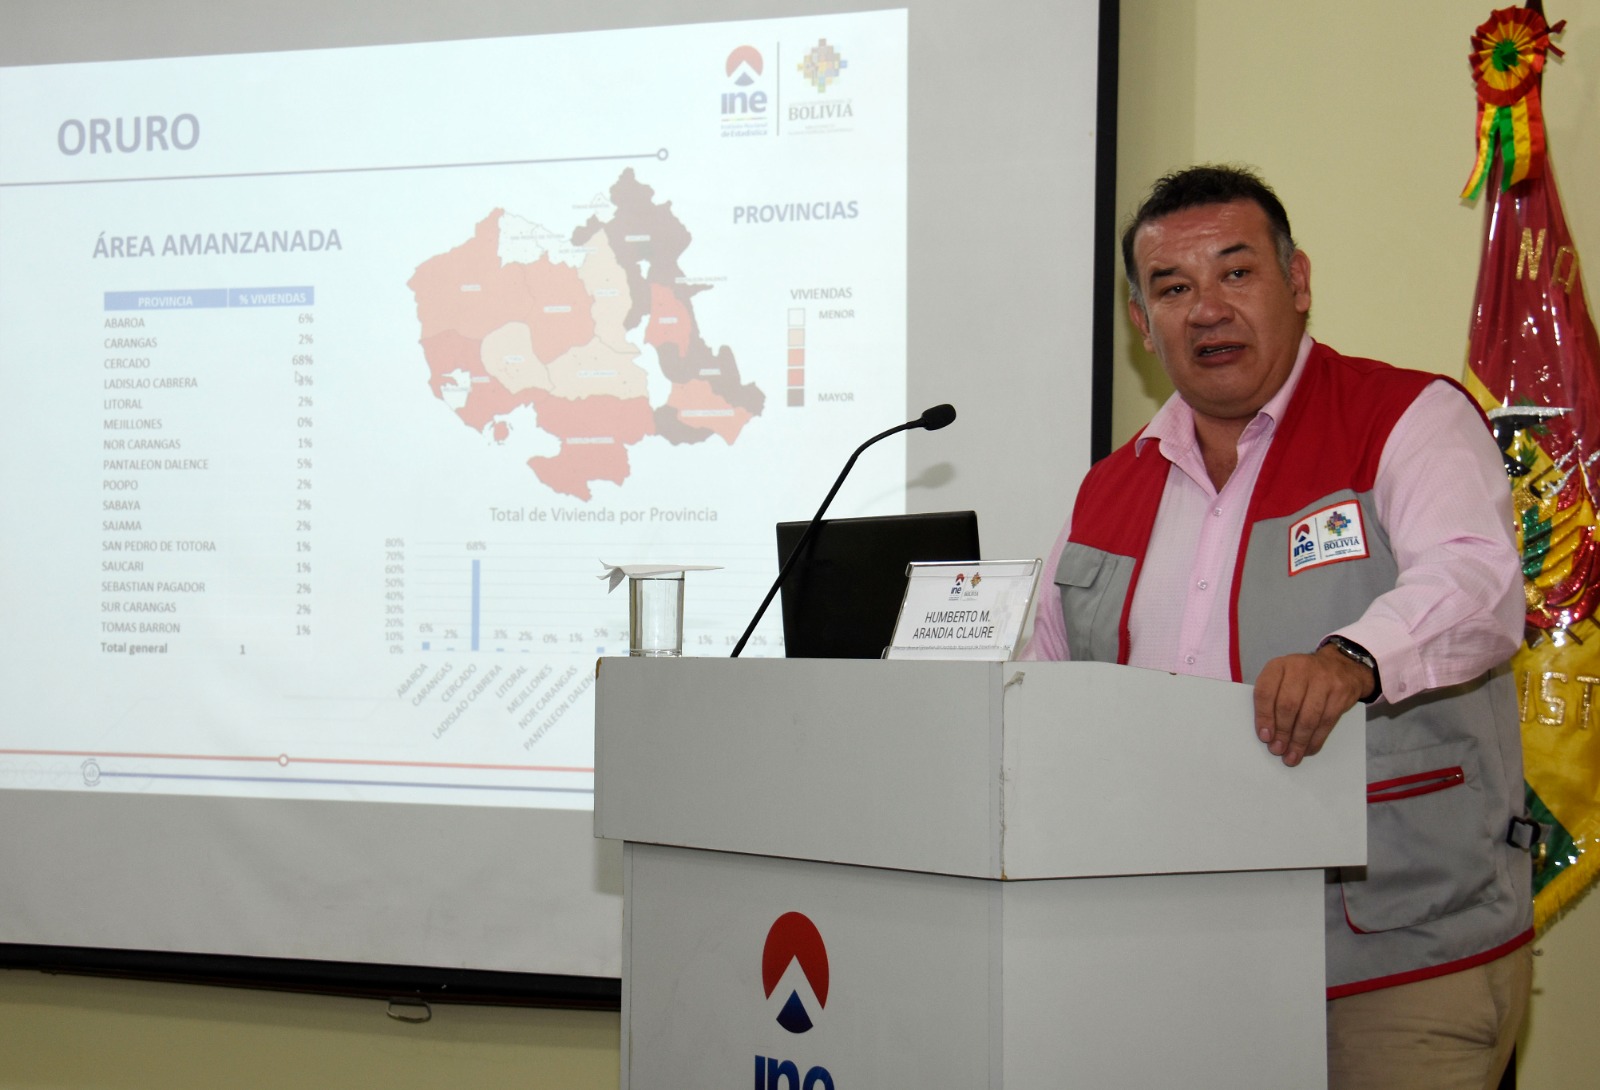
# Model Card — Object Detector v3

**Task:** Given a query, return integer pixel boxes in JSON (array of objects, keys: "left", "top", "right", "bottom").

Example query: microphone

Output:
[{"left": 730, "top": 404, "right": 958, "bottom": 658}]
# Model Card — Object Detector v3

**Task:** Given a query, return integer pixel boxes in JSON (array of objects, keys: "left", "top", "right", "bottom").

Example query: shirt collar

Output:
[{"left": 1134, "top": 333, "right": 1316, "bottom": 462}]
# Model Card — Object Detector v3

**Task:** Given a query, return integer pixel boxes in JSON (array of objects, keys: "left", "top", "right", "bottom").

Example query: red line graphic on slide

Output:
[{"left": 0, "top": 747, "right": 590, "bottom": 774}]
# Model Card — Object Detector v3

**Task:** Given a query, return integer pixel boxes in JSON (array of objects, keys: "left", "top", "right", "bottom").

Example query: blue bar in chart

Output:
[{"left": 471, "top": 560, "right": 481, "bottom": 652}]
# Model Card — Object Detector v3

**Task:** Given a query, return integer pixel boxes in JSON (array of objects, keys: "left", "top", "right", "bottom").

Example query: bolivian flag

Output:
[{"left": 1460, "top": 7, "right": 1600, "bottom": 932}]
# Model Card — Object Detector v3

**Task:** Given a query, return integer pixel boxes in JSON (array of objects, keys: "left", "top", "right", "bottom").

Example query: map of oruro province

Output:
[{"left": 408, "top": 169, "right": 764, "bottom": 500}]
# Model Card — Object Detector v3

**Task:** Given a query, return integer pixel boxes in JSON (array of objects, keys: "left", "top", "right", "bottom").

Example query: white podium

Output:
[{"left": 595, "top": 658, "right": 1365, "bottom": 1089}]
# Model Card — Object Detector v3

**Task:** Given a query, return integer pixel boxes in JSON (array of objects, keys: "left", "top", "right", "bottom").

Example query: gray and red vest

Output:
[{"left": 1057, "top": 341, "right": 1532, "bottom": 996}]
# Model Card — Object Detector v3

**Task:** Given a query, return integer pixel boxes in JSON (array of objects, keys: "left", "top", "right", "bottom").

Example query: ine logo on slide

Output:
[
  {"left": 761, "top": 911, "right": 830, "bottom": 1033},
  {"left": 727, "top": 45, "right": 764, "bottom": 86},
  {"left": 722, "top": 44, "right": 771, "bottom": 134}
]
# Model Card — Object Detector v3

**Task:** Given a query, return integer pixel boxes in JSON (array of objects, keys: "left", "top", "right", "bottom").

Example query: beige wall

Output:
[
  {"left": 0, "top": 970, "right": 619, "bottom": 1089},
  {"left": 1114, "top": 0, "right": 1600, "bottom": 446},
  {"left": 5, "top": 3, "right": 1599, "bottom": 1087}
]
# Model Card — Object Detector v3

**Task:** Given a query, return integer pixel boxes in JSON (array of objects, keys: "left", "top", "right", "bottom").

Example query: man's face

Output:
[{"left": 1127, "top": 199, "right": 1311, "bottom": 428}]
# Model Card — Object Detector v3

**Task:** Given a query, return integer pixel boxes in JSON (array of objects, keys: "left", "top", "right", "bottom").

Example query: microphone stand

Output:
[{"left": 730, "top": 407, "right": 953, "bottom": 658}]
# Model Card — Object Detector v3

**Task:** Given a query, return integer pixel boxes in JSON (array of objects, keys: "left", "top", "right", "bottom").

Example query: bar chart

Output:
[{"left": 391, "top": 537, "right": 784, "bottom": 659}]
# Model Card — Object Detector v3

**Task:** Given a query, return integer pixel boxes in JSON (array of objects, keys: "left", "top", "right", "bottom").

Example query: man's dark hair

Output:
[{"left": 1121, "top": 165, "right": 1296, "bottom": 308}]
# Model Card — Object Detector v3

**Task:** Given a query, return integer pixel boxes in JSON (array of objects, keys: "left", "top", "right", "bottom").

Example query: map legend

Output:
[{"left": 787, "top": 308, "right": 806, "bottom": 407}]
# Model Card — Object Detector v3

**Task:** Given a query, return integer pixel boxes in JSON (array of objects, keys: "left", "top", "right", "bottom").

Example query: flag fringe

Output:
[{"left": 1535, "top": 845, "right": 1600, "bottom": 933}]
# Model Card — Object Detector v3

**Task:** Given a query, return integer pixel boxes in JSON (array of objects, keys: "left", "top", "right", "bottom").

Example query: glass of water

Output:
[{"left": 628, "top": 572, "right": 685, "bottom": 656}]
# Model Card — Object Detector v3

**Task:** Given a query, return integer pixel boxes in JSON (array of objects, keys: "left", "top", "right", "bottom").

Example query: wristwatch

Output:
[{"left": 1320, "top": 635, "right": 1381, "bottom": 704}]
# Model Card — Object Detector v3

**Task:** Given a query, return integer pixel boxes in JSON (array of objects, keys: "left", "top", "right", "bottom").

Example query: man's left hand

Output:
[{"left": 1252, "top": 644, "right": 1373, "bottom": 766}]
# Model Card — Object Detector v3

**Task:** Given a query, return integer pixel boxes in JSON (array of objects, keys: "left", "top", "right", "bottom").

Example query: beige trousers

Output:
[{"left": 1326, "top": 944, "right": 1532, "bottom": 1090}]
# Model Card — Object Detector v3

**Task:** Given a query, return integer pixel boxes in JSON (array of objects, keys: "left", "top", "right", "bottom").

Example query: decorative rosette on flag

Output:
[
  {"left": 1459, "top": 7, "right": 1600, "bottom": 933},
  {"left": 1461, "top": 6, "right": 1566, "bottom": 198}
]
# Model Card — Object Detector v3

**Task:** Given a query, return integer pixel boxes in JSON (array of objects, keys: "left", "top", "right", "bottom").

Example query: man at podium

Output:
[{"left": 1025, "top": 165, "right": 1533, "bottom": 1090}]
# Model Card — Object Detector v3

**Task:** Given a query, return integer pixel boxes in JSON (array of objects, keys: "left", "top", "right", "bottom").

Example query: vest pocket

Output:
[
  {"left": 1055, "top": 543, "right": 1134, "bottom": 663},
  {"left": 1340, "top": 738, "right": 1498, "bottom": 933}
]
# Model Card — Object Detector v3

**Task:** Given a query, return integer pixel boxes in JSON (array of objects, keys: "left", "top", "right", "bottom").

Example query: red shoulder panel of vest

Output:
[
  {"left": 1069, "top": 431, "right": 1169, "bottom": 556},
  {"left": 1247, "top": 343, "right": 1444, "bottom": 520}
]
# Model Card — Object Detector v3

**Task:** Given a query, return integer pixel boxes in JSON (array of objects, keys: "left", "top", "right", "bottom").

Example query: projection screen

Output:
[{"left": 0, "top": 0, "right": 1108, "bottom": 988}]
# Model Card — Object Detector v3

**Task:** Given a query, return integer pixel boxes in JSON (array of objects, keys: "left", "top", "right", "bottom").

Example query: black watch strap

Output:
[{"left": 1321, "top": 635, "right": 1381, "bottom": 704}]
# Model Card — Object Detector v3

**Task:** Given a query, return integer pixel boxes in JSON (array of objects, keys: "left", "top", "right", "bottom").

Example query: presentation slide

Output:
[
  {"left": 0, "top": 13, "right": 907, "bottom": 809},
  {"left": 0, "top": 0, "right": 1103, "bottom": 981}
]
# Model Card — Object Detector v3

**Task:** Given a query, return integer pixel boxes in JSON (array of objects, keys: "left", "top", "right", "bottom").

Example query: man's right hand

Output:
[{"left": 1252, "top": 643, "right": 1373, "bottom": 766}]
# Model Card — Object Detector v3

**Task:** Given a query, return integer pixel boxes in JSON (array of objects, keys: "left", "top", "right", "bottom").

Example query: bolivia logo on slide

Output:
[
  {"left": 727, "top": 45, "right": 764, "bottom": 86},
  {"left": 761, "top": 911, "right": 830, "bottom": 1033},
  {"left": 797, "top": 39, "right": 848, "bottom": 92}
]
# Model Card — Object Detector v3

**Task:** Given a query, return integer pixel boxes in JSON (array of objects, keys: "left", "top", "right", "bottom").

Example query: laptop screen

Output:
[{"left": 776, "top": 510, "right": 981, "bottom": 658}]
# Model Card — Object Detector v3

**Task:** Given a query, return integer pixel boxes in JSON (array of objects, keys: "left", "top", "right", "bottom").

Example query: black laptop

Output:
[{"left": 776, "top": 510, "right": 981, "bottom": 658}]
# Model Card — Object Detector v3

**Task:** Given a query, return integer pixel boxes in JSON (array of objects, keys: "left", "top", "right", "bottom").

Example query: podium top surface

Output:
[{"left": 594, "top": 657, "right": 1365, "bottom": 880}]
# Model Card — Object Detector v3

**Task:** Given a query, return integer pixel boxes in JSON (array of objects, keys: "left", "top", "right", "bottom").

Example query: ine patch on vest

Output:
[{"left": 1287, "top": 501, "right": 1370, "bottom": 575}]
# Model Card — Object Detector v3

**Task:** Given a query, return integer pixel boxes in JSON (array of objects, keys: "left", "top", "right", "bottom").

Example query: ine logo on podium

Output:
[
  {"left": 761, "top": 911, "right": 830, "bottom": 1033},
  {"left": 757, "top": 911, "right": 836, "bottom": 1089}
]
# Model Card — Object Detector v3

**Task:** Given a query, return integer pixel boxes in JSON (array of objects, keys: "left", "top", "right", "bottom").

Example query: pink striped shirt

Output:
[{"left": 1023, "top": 336, "right": 1523, "bottom": 700}]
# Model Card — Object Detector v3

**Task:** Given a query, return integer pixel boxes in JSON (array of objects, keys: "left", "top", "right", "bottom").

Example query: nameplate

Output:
[{"left": 886, "top": 559, "right": 1042, "bottom": 661}]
